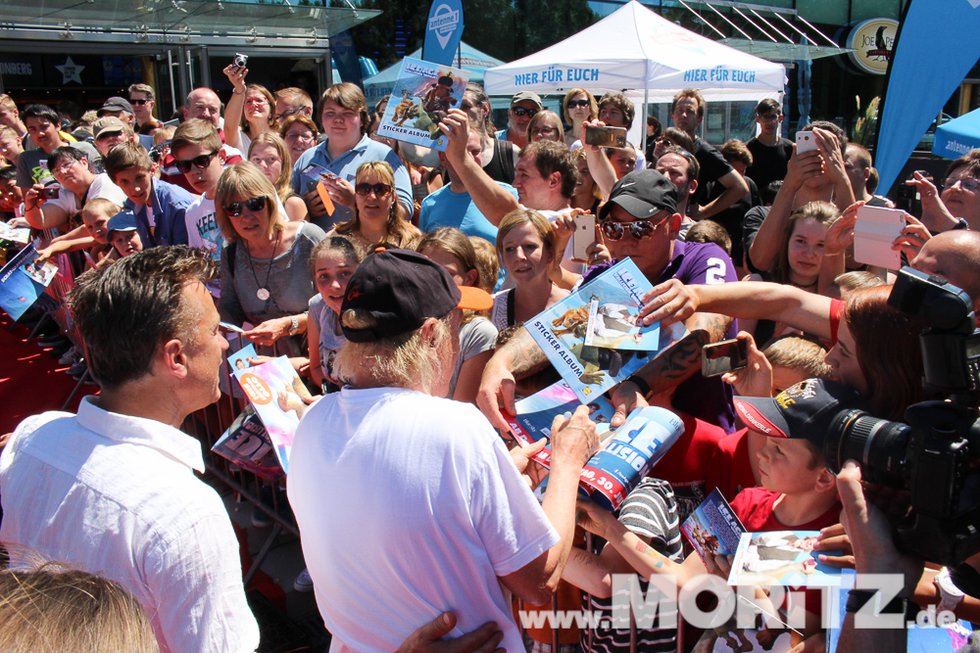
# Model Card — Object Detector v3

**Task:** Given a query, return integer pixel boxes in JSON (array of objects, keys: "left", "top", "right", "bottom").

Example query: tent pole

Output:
[{"left": 641, "top": 74, "right": 650, "bottom": 157}]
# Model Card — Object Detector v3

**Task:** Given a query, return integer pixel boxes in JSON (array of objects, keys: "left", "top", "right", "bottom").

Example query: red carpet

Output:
[{"left": 0, "top": 314, "right": 93, "bottom": 434}]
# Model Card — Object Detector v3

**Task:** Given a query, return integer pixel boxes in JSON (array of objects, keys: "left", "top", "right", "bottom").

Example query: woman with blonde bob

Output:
[
  {"left": 0, "top": 563, "right": 158, "bottom": 653},
  {"left": 216, "top": 161, "right": 326, "bottom": 348},
  {"left": 490, "top": 209, "right": 569, "bottom": 329},
  {"left": 561, "top": 88, "right": 598, "bottom": 148},
  {"left": 248, "top": 132, "right": 308, "bottom": 222},
  {"left": 327, "top": 160, "right": 421, "bottom": 256}
]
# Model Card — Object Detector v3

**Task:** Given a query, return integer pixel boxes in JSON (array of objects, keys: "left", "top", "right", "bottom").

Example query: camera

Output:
[
  {"left": 233, "top": 53, "right": 248, "bottom": 70},
  {"left": 823, "top": 267, "right": 980, "bottom": 566}
]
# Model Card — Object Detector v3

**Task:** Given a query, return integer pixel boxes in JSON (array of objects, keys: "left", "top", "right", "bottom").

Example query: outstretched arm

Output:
[{"left": 476, "top": 326, "right": 549, "bottom": 431}]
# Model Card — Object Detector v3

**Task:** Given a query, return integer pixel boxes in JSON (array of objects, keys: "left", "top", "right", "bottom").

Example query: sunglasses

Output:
[
  {"left": 567, "top": 99, "right": 590, "bottom": 109},
  {"left": 511, "top": 106, "right": 539, "bottom": 118},
  {"left": 600, "top": 213, "right": 670, "bottom": 241},
  {"left": 942, "top": 177, "right": 980, "bottom": 192},
  {"left": 129, "top": 98, "right": 149, "bottom": 105},
  {"left": 174, "top": 150, "right": 219, "bottom": 173},
  {"left": 223, "top": 196, "right": 267, "bottom": 217},
  {"left": 354, "top": 182, "right": 392, "bottom": 197}
]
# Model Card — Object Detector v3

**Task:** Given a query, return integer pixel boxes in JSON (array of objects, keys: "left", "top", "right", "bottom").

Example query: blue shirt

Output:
[
  {"left": 418, "top": 182, "right": 518, "bottom": 244},
  {"left": 291, "top": 135, "right": 412, "bottom": 231},
  {"left": 126, "top": 179, "right": 194, "bottom": 248}
]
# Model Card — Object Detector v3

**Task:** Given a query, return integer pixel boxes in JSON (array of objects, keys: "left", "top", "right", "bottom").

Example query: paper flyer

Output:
[
  {"left": 526, "top": 258, "right": 682, "bottom": 403},
  {"left": 728, "top": 531, "right": 843, "bottom": 588},
  {"left": 210, "top": 406, "right": 281, "bottom": 479},
  {"left": 233, "top": 356, "right": 307, "bottom": 474},
  {"left": 0, "top": 243, "right": 59, "bottom": 320},
  {"left": 682, "top": 489, "right": 746, "bottom": 561},
  {"left": 376, "top": 57, "right": 469, "bottom": 151}
]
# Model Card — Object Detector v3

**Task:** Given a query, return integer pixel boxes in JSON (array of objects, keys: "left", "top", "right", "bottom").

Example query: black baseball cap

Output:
[
  {"left": 733, "top": 378, "right": 865, "bottom": 448},
  {"left": 599, "top": 169, "right": 678, "bottom": 220},
  {"left": 341, "top": 248, "right": 493, "bottom": 343}
]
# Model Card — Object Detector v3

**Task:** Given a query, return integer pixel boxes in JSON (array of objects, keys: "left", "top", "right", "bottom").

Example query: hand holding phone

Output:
[
  {"left": 795, "top": 130, "right": 817, "bottom": 154},
  {"left": 701, "top": 338, "right": 748, "bottom": 378},
  {"left": 585, "top": 125, "right": 628, "bottom": 149}
]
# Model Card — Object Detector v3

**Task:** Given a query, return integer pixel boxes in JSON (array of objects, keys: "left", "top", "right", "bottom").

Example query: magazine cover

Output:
[
  {"left": 210, "top": 406, "right": 281, "bottom": 479},
  {"left": 728, "top": 531, "right": 844, "bottom": 588},
  {"left": 0, "top": 243, "right": 59, "bottom": 320},
  {"left": 233, "top": 356, "right": 308, "bottom": 474},
  {"left": 227, "top": 343, "right": 257, "bottom": 373},
  {"left": 526, "top": 259, "right": 683, "bottom": 403},
  {"left": 376, "top": 57, "right": 468, "bottom": 151},
  {"left": 682, "top": 489, "right": 746, "bottom": 561},
  {"left": 0, "top": 221, "right": 30, "bottom": 245}
]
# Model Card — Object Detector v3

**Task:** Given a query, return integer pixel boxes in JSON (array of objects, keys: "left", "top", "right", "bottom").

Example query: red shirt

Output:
[
  {"left": 705, "top": 428, "right": 757, "bottom": 501},
  {"left": 730, "top": 486, "right": 840, "bottom": 531},
  {"left": 652, "top": 412, "right": 727, "bottom": 521}
]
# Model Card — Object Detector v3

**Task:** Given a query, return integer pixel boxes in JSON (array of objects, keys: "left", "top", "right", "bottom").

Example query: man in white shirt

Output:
[{"left": 0, "top": 246, "right": 259, "bottom": 653}]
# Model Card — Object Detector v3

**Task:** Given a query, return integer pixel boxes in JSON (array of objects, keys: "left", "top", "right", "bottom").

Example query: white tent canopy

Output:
[
  {"left": 363, "top": 41, "right": 504, "bottom": 105},
  {"left": 483, "top": 0, "right": 786, "bottom": 103}
]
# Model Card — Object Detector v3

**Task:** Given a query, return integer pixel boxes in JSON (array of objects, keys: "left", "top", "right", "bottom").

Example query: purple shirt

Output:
[{"left": 585, "top": 240, "right": 738, "bottom": 432}]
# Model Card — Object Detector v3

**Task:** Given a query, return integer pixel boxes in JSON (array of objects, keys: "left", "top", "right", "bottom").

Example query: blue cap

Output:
[{"left": 107, "top": 210, "right": 138, "bottom": 233}]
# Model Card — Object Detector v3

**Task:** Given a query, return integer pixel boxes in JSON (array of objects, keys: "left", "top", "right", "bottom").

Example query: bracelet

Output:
[
  {"left": 232, "top": 87, "right": 245, "bottom": 95},
  {"left": 625, "top": 374, "right": 651, "bottom": 397}
]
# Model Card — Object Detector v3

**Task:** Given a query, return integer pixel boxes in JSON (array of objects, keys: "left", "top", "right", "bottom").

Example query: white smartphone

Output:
[
  {"left": 572, "top": 213, "right": 596, "bottom": 261},
  {"left": 853, "top": 205, "right": 906, "bottom": 270},
  {"left": 795, "top": 130, "right": 817, "bottom": 154}
]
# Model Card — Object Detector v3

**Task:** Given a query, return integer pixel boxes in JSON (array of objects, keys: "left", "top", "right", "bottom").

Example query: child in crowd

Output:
[
  {"left": 0, "top": 165, "right": 25, "bottom": 223},
  {"left": 417, "top": 227, "right": 498, "bottom": 404},
  {"left": 579, "top": 378, "right": 859, "bottom": 645},
  {"left": 171, "top": 119, "right": 228, "bottom": 268},
  {"left": 307, "top": 235, "right": 360, "bottom": 393},
  {"left": 104, "top": 141, "right": 194, "bottom": 248},
  {"left": 684, "top": 219, "right": 732, "bottom": 257},
  {"left": 36, "top": 198, "right": 120, "bottom": 268},
  {"left": 106, "top": 211, "right": 144, "bottom": 258},
  {"left": 467, "top": 235, "right": 500, "bottom": 294},
  {"left": 826, "top": 269, "right": 885, "bottom": 300}
]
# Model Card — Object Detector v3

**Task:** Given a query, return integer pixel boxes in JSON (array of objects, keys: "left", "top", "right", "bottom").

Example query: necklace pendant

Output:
[{"left": 256, "top": 287, "right": 271, "bottom": 301}]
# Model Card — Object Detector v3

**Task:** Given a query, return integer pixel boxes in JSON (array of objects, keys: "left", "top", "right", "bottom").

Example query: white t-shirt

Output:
[
  {"left": 288, "top": 387, "right": 558, "bottom": 653},
  {"left": 47, "top": 173, "right": 127, "bottom": 216},
  {"left": 183, "top": 194, "right": 223, "bottom": 263}
]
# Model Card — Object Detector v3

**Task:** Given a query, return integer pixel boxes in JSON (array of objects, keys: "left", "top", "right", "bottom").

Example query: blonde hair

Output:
[
  {"left": 82, "top": 198, "right": 123, "bottom": 221},
  {"left": 171, "top": 118, "right": 221, "bottom": 154},
  {"left": 685, "top": 219, "right": 732, "bottom": 256},
  {"left": 336, "top": 160, "right": 418, "bottom": 249},
  {"left": 762, "top": 336, "right": 832, "bottom": 380},
  {"left": 248, "top": 132, "right": 294, "bottom": 203},
  {"left": 214, "top": 161, "right": 285, "bottom": 242},
  {"left": 0, "top": 563, "right": 158, "bottom": 653},
  {"left": 495, "top": 208, "right": 558, "bottom": 272},
  {"left": 241, "top": 84, "right": 277, "bottom": 134},
  {"left": 333, "top": 311, "right": 454, "bottom": 392},
  {"left": 468, "top": 235, "right": 499, "bottom": 295}
]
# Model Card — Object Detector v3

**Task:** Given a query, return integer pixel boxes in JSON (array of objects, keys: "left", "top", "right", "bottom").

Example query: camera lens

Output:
[{"left": 825, "top": 409, "right": 911, "bottom": 487}]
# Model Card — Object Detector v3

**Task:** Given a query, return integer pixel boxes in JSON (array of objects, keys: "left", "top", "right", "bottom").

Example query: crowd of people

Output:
[{"left": 0, "top": 68, "right": 979, "bottom": 653}]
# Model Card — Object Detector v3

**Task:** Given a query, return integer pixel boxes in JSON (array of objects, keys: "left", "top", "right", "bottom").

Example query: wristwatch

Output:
[
  {"left": 288, "top": 315, "right": 300, "bottom": 336},
  {"left": 951, "top": 217, "right": 970, "bottom": 231},
  {"left": 935, "top": 566, "right": 965, "bottom": 614}
]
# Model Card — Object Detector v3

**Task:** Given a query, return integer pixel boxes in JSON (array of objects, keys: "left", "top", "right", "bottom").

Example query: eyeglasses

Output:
[
  {"left": 599, "top": 213, "right": 670, "bottom": 241},
  {"left": 531, "top": 127, "right": 558, "bottom": 136},
  {"left": 276, "top": 107, "right": 301, "bottom": 122},
  {"left": 223, "top": 196, "right": 267, "bottom": 217},
  {"left": 656, "top": 136, "right": 674, "bottom": 146},
  {"left": 174, "top": 150, "right": 219, "bottom": 173},
  {"left": 942, "top": 176, "right": 980, "bottom": 192},
  {"left": 129, "top": 98, "right": 149, "bottom": 106},
  {"left": 511, "top": 106, "right": 539, "bottom": 118},
  {"left": 284, "top": 130, "right": 315, "bottom": 142},
  {"left": 354, "top": 182, "right": 392, "bottom": 197},
  {"left": 567, "top": 99, "right": 590, "bottom": 109}
]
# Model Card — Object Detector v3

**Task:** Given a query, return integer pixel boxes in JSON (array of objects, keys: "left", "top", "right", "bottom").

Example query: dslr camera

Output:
[{"left": 823, "top": 267, "right": 980, "bottom": 566}]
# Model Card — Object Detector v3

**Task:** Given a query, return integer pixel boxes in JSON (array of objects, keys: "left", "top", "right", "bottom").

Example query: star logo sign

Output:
[{"left": 56, "top": 57, "right": 85, "bottom": 85}]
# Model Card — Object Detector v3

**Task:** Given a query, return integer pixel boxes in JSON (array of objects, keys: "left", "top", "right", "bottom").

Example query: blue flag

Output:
[
  {"left": 874, "top": 0, "right": 980, "bottom": 194},
  {"left": 422, "top": 0, "right": 464, "bottom": 67}
]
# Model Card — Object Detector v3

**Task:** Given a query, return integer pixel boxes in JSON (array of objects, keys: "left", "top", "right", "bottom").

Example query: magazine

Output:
[
  {"left": 728, "top": 530, "right": 844, "bottom": 588},
  {"left": 375, "top": 57, "right": 469, "bottom": 151},
  {"left": 526, "top": 258, "right": 684, "bottom": 403},
  {"left": 0, "top": 243, "right": 59, "bottom": 320},
  {"left": 682, "top": 489, "right": 746, "bottom": 561},
  {"left": 0, "top": 221, "right": 30, "bottom": 245},
  {"left": 233, "top": 356, "right": 308, "bottom": 474},
  {"left": 210, "top": 406, "right": 281, "bottom": 479}
]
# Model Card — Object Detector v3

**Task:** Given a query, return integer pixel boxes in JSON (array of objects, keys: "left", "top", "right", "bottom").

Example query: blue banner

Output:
[
  {"left": 874, "top": 0, "right": 980, "bottom": 194},
  {"left": 934, "top": 108, "right": 980, "bottom": 160},
  {"left": 422, "top": 0, "right": 464, "bottom": 67}
]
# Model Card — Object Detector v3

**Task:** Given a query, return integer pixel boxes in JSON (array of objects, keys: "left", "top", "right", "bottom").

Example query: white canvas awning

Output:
[{"left": 484, "top": 0, "right": 786, "bottom": 103}]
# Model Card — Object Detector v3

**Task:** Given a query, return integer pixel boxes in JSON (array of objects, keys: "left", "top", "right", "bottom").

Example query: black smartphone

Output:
[
  {"left": 41, "top": 187, "right": 60, "bottom": 199},
  {"left": 701, "top": 338, "right": 748, "bottom": 378}
]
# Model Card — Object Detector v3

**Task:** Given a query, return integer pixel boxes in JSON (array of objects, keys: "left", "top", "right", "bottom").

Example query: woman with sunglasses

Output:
[
  {"left": 561, "top": 88, "right": 598, "bottom": 149},
  {"left": 222, "top": 64, "right": 277, "bottom": 154},
  {"left": 490, "top": 209, "right": 569, "bottom": 330},
  {"left": 326, "top": 160, "right": 421, "bottom": 256},
  {"left": 652, "top": 127, "right": 694, "bottom": 161},
  {"left": 248, "top": 132, "right": 308, "bottom": 222},
  {"left": 215, "top": 162, "right": 326, "bottom": 350}
]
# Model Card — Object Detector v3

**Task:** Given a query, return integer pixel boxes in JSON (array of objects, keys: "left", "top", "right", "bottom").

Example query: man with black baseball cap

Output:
[{"left": 288, "top": 248, "right": 598, "bottom": 652}]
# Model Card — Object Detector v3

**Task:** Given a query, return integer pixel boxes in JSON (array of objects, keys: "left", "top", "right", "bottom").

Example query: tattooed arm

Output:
[
  {"left": 607, "top": 310, "right": 732, "bottom": 427},
  {"left": 477, "top": 326, "right": 549, "bottom": 431}
]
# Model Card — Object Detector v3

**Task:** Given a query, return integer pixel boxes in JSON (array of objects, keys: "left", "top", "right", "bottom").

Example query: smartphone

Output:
[
  {"left": 585, "top": 125, "right": 628, "bottom": 149},
  {"left": 219, "top": 321, "right": 247, "bottom": 334},
  {"left": 853, "top": 205, "right": 905, "bottom": 270},
  {"left": 795, "top": 130, "right": 817, "bottom": 154},
  {"left": 701, "top": 338, "right": 748, "bottom": 378},
  {"left": 572, "top": 213, "right": 596, "bottom": 261},
  {"left": 41, "top": 187, "right": 60, "bottom": 199}
]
